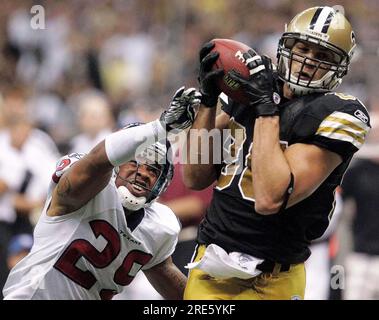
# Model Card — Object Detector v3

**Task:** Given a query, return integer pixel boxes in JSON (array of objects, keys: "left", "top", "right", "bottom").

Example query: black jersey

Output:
[{"left": 198, "top": 91, "right": 371, "bottom": 264}]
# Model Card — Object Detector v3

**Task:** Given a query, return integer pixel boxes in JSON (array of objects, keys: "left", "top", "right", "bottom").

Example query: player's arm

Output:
[
  {"left": 254, "top": 101, "right": 370, "bottom": 214},
  {"left": 250, "top": 83, "right": 345, "bottom": 214},
  {"left": 48, "top": 142, "right": 114, "bottom": 216},
  {"left": 182, "top": 41, "right": 227, "bottom": 190},
  {"left": 48, "top": 87, "right": 201, "bottom": 217},
  {"left": 251, "top": 119, "right": 342, "bottom": 214},
  {"left": 252, "top": 97, "right": 370, "bottom": 214},
  {"left": 229, "top": 53, "right": 369, "bottom": 214},
  {"left": 183, "top": 104, "right": 230, "bottom": 190},
  {"left": 144, "top": 256, "right": 187, "bottom": 300}
]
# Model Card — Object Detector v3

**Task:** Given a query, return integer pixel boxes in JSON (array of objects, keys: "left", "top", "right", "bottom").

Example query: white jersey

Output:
[{"left": 3, "top": 156, "right": 180, "bottom": 300}]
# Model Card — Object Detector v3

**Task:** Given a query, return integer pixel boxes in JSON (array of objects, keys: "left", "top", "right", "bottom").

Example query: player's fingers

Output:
[
  {"left": 249, "top": 64, "right": 265, "bottom": 76},
  {"left": 248, "top": 49, "right": 259, "bottom": 57},
  {"left": 261, "top": 55, "right": 273, "bottom": 72},
  {"left": 227, "top": 70, "right": 245, "bottom": 84},
  {"left": 193, "top": 91, "right": 202, "bottom": 99},
  {"left": 187, "top": 106, "right": 196, "bottom": 121},
  {"left": 183, "top": 87, "right": 197, "bottom": 96},
  {"left": 242, "top": 53, "right": 265, "bottom": 76},
  {"left": 173, "top": 86, "right": 185, "bottom": 99},
  {"left": 206, "top": 68, "right": 224, "bottom": 80},
  {"left": 243, "top": 52, "right": 261, "bottom": 68},
  {"left": 199, "top": 41, "right": 215, "bottom": 61},
  {"left": 201, "top": 52, "right": 219, "bottom": 72}
]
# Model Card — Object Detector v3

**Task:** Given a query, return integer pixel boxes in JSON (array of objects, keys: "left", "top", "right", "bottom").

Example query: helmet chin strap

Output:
[{"left": 117, "top": 185, "right": 147, "bottom": 211}]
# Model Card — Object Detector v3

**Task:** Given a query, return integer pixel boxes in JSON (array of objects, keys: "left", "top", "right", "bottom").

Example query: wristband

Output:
[
  {"left": 254, "top": 103, "right": 280, "bottom": 118},
  {"left": 200, "top": 91, "right": 219, "bottom": 108},
  {"left": 105, "top": 120, "right": 166, "bottom": 167}
]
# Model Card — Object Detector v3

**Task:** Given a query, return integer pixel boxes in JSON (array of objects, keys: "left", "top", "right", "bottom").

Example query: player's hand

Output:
[
  {"left": 228, "top": 50, "right": 281, "bottom": 117},
  {"left": 160, "top": 86, "right": 201, "bottom": 131},
  {"left": 198, "top": 41, "right": 224, "bottom": 108}
]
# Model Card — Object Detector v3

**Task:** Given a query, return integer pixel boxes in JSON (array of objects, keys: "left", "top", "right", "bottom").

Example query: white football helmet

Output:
[{"left": 115, "top": 123, "right": 174, "bottom": 211}]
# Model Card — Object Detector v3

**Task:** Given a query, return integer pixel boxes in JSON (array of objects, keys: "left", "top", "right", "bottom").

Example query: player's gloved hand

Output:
[
  {"left": 228, "top": 50, "right": 281, "bottom": 118},
  {"left": 198, "top": 41, "right": 224, "bottom": 108},
  {"left": 160, "top": 86, "right": 201, "bottom": 131}
]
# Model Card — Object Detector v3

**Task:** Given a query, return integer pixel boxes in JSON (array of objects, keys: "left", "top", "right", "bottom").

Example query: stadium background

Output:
[{"left": 0, "top": 0, "right": 378, "bottom": 300}]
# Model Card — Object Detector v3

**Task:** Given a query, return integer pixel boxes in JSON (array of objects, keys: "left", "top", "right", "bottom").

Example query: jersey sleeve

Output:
[
  {"left": 144, "top": 229, "right": 178, "bottom": 270},
  {"left": 291, "top": 93, "right": 371, "bottom": 161},
  {"left": 142, "top": 204, "right": 181, "bottom": 270}
]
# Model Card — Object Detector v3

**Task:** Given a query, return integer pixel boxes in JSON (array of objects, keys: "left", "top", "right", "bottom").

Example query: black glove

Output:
[
  {"left": 198, "top": 41, "right": 224, "bottom": 108},
  {"left": 160, "top": 86, "right": 201, "bottom": 132},
  {"left": 228, "top": 50, "right": 281, "bottom": 118}
]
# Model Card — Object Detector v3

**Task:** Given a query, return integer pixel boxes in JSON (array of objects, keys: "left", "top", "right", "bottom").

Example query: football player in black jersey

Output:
[{"left": 183, "top": 6, "right": 371, "bottom": 300}]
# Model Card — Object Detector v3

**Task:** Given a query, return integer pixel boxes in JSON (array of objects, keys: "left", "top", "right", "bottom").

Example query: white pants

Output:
[{"left": 305, "top": 242, "right": 330, "bottom": 300}]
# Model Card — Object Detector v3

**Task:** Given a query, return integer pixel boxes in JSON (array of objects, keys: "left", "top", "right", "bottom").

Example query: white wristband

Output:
[{"left": 105, "top": 120, "right": 166, "bottom": 167}]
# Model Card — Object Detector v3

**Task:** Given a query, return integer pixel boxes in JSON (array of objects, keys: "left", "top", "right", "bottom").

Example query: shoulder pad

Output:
[
  {"left": 307, "top": 92, "right": 369, "bottom": 122},
  {"left": 313, "top": 93, "right": 370, "bottom": 150},
  {"left": 291, "top": 93, "right": 371, "bottom": 159}
]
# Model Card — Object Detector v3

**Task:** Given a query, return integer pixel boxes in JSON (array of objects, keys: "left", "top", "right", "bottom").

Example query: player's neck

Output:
[{"left": 124, "top": 208, "right": 134, "bottom": 217}]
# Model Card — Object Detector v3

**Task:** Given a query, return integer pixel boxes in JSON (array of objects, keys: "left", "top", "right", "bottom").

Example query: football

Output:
[{"left": 211, "top": 38, "right": 253, "bottom": 105}]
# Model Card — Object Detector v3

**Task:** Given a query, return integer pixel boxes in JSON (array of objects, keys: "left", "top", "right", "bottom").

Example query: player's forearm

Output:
[
  {"left": 51, "top": 121, "right": 166, "bottom": 215},
  {"left": 105, "top": 120, "right": 165, "bottom": 166},
  {"left": 51, "top": 142, "right": 113, "bottom": 215},
  {"left": 252, "top": 116, "right": 291, "bottom": 214},
  {"left": 183, "top": 106, "right": 218, "bottom": 189},
  {"left": 144, "top": 258, "right": 187, "bottom": 300}
]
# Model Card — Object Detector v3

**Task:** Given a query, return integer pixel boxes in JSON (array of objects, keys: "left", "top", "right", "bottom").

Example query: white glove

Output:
[{"left": 160, "top": 86, "right": 201, "bottom": 131}]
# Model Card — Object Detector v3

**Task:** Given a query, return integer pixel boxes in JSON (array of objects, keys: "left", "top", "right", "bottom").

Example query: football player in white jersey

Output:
[{"left": 3, "top": 87, "right": 201, "bottom": 300}]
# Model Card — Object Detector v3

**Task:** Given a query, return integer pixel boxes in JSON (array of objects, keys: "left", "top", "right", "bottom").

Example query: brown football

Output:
[{"left": 211, "top": 38, "right": 253, "bottom": 105}]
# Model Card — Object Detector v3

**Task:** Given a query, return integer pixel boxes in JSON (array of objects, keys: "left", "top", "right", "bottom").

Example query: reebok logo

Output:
[{"left": 354, "top": 109, "right": 368, "bottom": 123}]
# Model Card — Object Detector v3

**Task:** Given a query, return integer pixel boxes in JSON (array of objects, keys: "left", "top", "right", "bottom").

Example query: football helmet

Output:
[
  {"left": 277, "top": 6, "right": 356, "bottom": 95},
  {"left": 115, "top": 123, "right": 174, "bottom": 211}
]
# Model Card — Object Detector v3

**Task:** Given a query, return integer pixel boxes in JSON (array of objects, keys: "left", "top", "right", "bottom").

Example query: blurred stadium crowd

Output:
[{"left": 0, "top": 0, "right": 379, "bottom": 300}]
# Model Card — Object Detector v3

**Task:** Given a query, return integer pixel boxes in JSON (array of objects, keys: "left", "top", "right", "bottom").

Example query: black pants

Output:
[{"left": 172, "top": 239, "right": 197, "bottom": 276}]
